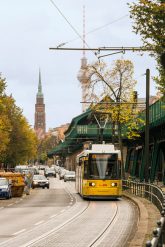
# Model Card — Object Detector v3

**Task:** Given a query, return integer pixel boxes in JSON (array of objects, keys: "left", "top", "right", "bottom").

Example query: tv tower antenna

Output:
[
  {"left": 77, "top": 5, "right": 91, "bottom": 112},
  {"left": 83, "top": 5, "right": 86, "bottom": 57}
]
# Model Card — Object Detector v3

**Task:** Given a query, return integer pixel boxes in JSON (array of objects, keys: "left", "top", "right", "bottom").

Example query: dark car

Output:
[
  {"left": 32, "top": 175, "right": 49, "bottom": 189},
  {"left": 0, "top": 178, "right": 12, "bottom": 199}
]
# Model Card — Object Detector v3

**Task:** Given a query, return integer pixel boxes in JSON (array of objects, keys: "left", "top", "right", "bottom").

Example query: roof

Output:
[{"left": 64, "top": 109, "right": 91, "bottom": 138}]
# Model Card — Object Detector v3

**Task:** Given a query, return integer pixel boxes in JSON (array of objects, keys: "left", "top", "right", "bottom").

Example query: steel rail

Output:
[
  {"left": 88, "top": 203, "right": 118, "bottom": 247},
  {"left": 21, "top": 199, "right": 91, "bottom": 247},
  {"left": 0, "top": 183, "right": 89, "bottom": 247}
]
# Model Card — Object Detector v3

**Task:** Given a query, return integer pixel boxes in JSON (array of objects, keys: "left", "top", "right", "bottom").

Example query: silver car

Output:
[
  {"left": 0, "top": 178, "right": 12, "bottom": 199},
  {"left": 64, "top": 171, "right": 76, "bottom": 182},
  {"left": 32, "top": 175, "right": 49, "bottom": 189},
  {"left": 44, "top": 167, "right": 56, "bottom": 177}
]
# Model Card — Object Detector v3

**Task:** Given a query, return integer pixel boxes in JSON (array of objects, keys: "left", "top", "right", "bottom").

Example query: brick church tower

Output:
[{"left": 34, "top": 70, "right": 46, "bottom": 139}]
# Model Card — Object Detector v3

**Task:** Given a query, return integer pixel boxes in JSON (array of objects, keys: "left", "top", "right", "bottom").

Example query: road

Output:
[{"left": 0, "top": 177, "right": 138, "bottom": 247}]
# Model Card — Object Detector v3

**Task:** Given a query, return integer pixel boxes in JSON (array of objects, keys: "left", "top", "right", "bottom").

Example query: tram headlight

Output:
[
  {"left": 111, "top": 182, "right": 117, "bottom": 187},
  {"left": 89, "top": 182, "right": 95, "bottom": 187}
]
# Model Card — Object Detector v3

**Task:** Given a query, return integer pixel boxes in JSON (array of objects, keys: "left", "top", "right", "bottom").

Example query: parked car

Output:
[
  {"left": 44, "top": 167, "right": 56, "bottom": 177},
  {"left": 32, "top": 175, "right": 49, "bottom": 189},
  {"left": 64, "top": 171, "right": 76, "bottom": 182},
  {"left": 15, "top": 165, "right": 29, "bottom": 173},
  {"left": 0, "top": 177, "right": 12, "bottom": 199},
  {"left": 38, "top": 165, "right": 47, "bottom": 171},
  {"left": 54, "top": 165, "right": 60, "bottom": 174},
  {"left": 59, "top": 169, "right": 67, "bottom": 180}
]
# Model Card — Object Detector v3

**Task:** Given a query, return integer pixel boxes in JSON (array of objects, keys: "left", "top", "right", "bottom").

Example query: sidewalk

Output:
[{"left": 123, "top": 191, "right": 160, "bottom": 247}]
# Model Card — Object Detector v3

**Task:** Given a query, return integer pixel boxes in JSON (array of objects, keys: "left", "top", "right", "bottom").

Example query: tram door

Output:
[{"left": 76, "top": 158, "right": 83, "bottom": 194}]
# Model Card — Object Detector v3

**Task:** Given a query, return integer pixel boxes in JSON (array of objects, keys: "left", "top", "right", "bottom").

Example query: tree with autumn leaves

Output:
[
  {"left": 86, "top": 59, "right": 143, "bottom": 178},
  {"left": 129, "top": 0, "right": 165, "bottom": 94},
  {"left": 37, "top": 134, "right": 58, "bottom": 165},
  {"left": 0, "top": 74, "right": 38, "bottom": 168}
]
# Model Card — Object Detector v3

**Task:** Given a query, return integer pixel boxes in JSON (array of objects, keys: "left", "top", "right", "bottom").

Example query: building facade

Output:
[
  {"left": 48, "top": 124, "right": 69, "bottom": 142},
  {"left": 34, "top": 70, "right": 46, "bottom": 139}
]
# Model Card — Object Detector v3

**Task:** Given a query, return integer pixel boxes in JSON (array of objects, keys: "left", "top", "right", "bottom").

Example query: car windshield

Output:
[
  {"left": 66, "top": 171, "right": 75, "bottom": 175},
  {"left": 84, "top": 153, "right": 119, "bottom": 180},
  {"left": 0, "top": 179, "right": 8, "bottom": 186},
  {"left": 46, "top": 168, "right": 54, "bottom": 171},
  {"left": 33, "top": 175, "right": 46, "bottom": 180}
]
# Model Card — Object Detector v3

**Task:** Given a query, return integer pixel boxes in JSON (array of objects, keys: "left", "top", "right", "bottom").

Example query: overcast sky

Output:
[{"left": 0, "top": 0, "right": 158, "bottom": 130}]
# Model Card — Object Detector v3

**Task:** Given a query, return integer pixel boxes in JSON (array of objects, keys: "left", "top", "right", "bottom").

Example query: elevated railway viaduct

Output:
[{"left": 48, "top": 97, "right": 165, "bottom": 185}]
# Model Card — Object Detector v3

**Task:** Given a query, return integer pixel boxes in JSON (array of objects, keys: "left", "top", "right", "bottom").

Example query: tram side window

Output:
[
  {"left": 83, "top": 160, "right": 88, "bottom": 179},
  {"left": 79, "top": 159, "right": 82, "bottom": 166},
  {"left": 118, "top": 160, "right": 121, "bottom": 179}
]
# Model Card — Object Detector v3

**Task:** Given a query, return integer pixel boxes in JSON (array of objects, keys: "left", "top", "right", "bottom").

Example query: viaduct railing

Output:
[{"left": 122, "top": 180, "right": 165, "bottom": 247}]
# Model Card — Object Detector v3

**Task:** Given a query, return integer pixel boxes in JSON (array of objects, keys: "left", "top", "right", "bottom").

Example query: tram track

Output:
[
  {"left": 25, "top": 183, "right": 137, "bottom": 247},
  {"left": 26, "top": 200, "right": 120, "bottom": 247},
  {"left": 0, "top": 181, "right": 90, "bottom": 247},
  {"left": 0, "top": 181, "right": 137, "bottom": 247},
  {"left": 88, "top": 202, "right": 119, "bottom": 247},
  {"left": 23, "top": 198, "right": 91, "bottom": 247},
  {"left": 26, "top": 181, "right": 134, "bottom": 247},
  {"left": 21, "top": 182, "right": 120, "bottom": 247}
]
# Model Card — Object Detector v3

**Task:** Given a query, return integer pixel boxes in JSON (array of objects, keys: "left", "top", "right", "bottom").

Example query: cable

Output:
[
  {"left": 61, "top": 15, "right": 128, "bottom": 46},
  {"left": 49, "top": 0, "right": 98, "bottom": 58}
]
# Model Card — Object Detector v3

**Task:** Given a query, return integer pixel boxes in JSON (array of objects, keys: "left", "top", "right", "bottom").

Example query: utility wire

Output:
[
  {"left": 60, "top": 14, "right": 128, "bottom": 46},
  {"left": 88, "top": 15, "right": 128, "bottom": 35},
  {"left": 49, "top": 0, "right": 98, "bottom": 58},
  {"left": 49, "top": 0, "right": 82, "bottom": 42},
  {"left": 49, "top": 1, "right": 130, "bottom": 61}
]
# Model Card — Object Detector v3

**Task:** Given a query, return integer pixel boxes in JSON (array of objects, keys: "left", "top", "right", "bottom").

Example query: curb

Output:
[{"left": 123, "top": 192, "right": 152, "bottom": 247}]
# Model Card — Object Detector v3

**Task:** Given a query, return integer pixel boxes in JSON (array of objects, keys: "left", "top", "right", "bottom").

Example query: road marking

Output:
[
  {"left": 34, "top": 220, "right": 44, "bottom": 226},
  {"left": 13, "top": 229, "right": 26, "bottom": 235},
  {"left": 60, "top": 209, "right": 65, "bottom": 213},
  {"left": 7, "top": 203, "right": 13, "bottom": 206},
  {"left": 49, "top": 214, "right": 57, "bottom": 219}
]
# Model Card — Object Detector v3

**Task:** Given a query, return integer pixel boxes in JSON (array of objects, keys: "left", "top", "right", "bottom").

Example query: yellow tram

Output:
[{"left": 76, "top": 144, "right": 122, "bottom": 199}]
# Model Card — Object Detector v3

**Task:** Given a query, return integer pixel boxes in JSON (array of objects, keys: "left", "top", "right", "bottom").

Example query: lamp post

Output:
[{"left": 145, "top": 69, "right": 150, "bottom": 182}]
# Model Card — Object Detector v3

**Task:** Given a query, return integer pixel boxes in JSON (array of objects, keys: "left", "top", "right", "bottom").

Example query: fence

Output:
[{"left": 122, "top": 180, "right": 165, "bottom": 247}]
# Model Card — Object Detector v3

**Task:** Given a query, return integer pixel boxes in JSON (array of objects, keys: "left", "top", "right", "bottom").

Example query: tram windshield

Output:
[{"left": 84, "top": 153, "right": 120, "bottom": 179}]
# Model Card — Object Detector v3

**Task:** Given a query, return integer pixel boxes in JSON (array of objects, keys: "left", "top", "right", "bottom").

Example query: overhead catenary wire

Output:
[
  {"left": 49, "top": 0, "right": 83, "bottom": 44},
  {"left": 48, "top": 1, "right": 131, "bottom": 61},
  {"left": 57, "top": 14, "right": 129, "bottom": 47},
  {"left": 49, "top": 0, "right": 98, "bottom": 59}
]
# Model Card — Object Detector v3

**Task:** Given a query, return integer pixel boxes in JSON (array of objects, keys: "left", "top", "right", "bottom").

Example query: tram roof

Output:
[{"left": 76, "top": 144, "right": 121, "bottom": 160}]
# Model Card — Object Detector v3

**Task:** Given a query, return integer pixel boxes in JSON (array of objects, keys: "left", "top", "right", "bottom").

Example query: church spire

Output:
[
  {"left": 37, "top": 69, "right": 43, "bottom": 97},
  {"left": 34, "top": 69, "right": 46, "bottom": 139}
]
